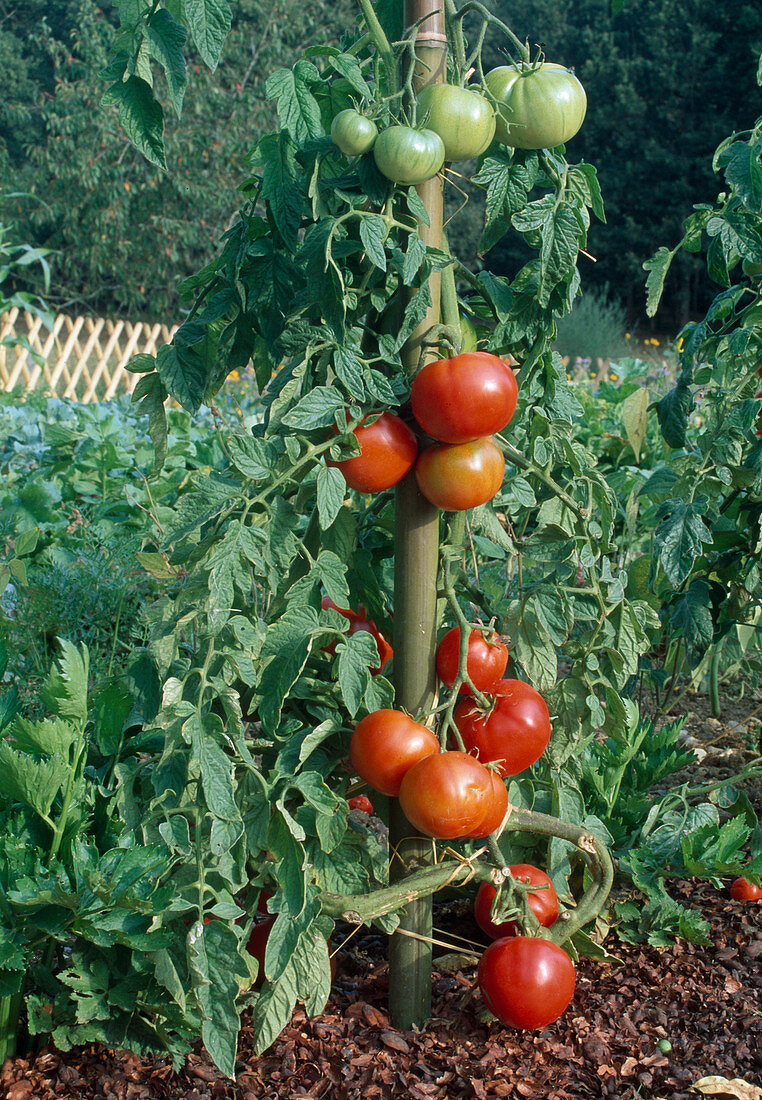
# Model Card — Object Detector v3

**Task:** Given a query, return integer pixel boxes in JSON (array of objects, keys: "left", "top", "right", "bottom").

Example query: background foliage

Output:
[{"left": 2, "top": 0, "right": 762, "bottom": 326}]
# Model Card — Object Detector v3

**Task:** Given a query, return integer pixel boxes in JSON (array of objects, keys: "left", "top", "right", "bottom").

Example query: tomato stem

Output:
[{"left": 356, "top": 0, "right": 398, "bottom": 95}]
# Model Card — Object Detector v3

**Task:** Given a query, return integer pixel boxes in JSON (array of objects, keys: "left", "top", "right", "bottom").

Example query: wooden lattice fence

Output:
[{"left": 0, "top": 308, "right": 178, "bottom": 402}]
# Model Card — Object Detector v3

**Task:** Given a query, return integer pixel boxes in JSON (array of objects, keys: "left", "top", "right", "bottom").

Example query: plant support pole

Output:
[{"left": 389, "top": 0, "right": 447, "bottom": 1030}]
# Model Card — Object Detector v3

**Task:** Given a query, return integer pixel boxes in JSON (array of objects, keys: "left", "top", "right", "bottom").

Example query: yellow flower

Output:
[
  {"left": 610, "top": 372, "right": 618, "bottom": 381},
  {"left": 625, "top": 332, "right": 631, "bottom": 340},
  {"left": 676, "top": 337, "right": 684, "bottom": 351},
  {"left": 229, "top": 370, "right": 240, "bottom": 381}
]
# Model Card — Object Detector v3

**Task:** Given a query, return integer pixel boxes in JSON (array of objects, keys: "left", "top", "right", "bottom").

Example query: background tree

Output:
[
  {"left": 0, "top": 0, "right": 353, "bottom": 319},
  {"left": 479, "top": 0, "right": 762, "bottom": 327}
]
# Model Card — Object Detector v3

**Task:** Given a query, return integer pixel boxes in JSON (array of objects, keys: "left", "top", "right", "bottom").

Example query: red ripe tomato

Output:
[
  {"left": 436, "top": 626, "right": 509, "bottom": 693},
  {"left": 247, "top": 916, "right": 337, "bottom": 985},
  {"left": 350, "top": 709, "right": 439, "bottom": 797},
  {"left": 730, "top": 876, "right": 762, "bottom": 901},
  {"left": 474, "top": 866, "right": 559, "bottom": 939},
  {"left": 348, "top": 794, "right": 374, "bottom": 815},
  {"left": 454, "top": 679, "right": 551, "bottom": 776},
  {"left": 411, "top": 352, "right": 518, "bottom": 444},
  {"left": 469, "top": 770, "right": 509, "bottom": 838},
  {"left": 321, "top": 596, "right": 393, "bottom": 674},
  {"left": 478, "top": 936, "right": 575, "bottom": 1029},
  {"left": 398, "top": 750, "right": 495, "bottom": 838},
  {"left": 328, "top": 411, "right": 417, "bottom": 493},
  {"left": 415, "top": 436, "right": 505, "bottom": 511}
]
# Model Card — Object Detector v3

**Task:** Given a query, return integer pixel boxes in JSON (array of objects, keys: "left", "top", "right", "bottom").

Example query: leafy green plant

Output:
[
  {"left": 580, "top": 709, "right": 762, "bottom": 944},
  {"left": 0, "top": 639, "right": 187, "bottom": 1064}
]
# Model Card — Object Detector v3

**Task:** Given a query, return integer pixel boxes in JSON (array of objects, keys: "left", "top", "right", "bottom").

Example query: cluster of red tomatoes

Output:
[
  {"left": 474, "top": 867, "right": 575, "bottom": 1029},
  {"left": 348, "top": 625, "right": 550, "bottom": 837},
  {"left": 330, "top": 65, "right": 587, "bottom": 184},
  {"left": 329, "top": 350, "right": 518, "bottom": 512}
]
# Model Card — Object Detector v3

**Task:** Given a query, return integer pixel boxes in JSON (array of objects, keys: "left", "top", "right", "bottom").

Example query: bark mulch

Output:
[{"left": 2, "top": 880, "right": 760, "bottom": 1100}]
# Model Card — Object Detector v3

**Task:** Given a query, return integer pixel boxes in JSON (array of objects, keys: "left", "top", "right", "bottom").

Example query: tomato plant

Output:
[
  {"left": 410, "top": 352, "right": 518, "bottom": 444},
  {"left": 474, "top": 866, "right": 559, "bottom": 938},
  {"left": 436, "top": 625, "right": 509, "bottom": 692},
  {"left": 350, "top": 710, "right": 439, "bottom": 797},
  {"left": 331, "top": 109, "right": 378, "bottom": 156},
  {"left": 328, "top": 411, "right": 418, "bottom": 493},
  {"left": 416, "top": 84, "right": 496, "bottom": 162},
  {"left": 415, "top": 437, "right": 505, "bottom": 511},
  {"left": 454, "top": 679, "right": 551, "bottom": 776},
  {"left": 96, "top": 0, "right": 616, "bottom": 1069},
  {"left": 485, "top": 63, "right": 587, "bottom": 149},
  {"left": 247, "top": 917, "right": 337, "bottom": 986},
  {"left": 730, "top": 876, "right": 762, "bottom": 901},
  {"left": 373, "top": 125, "right": 446, "bottom": 185},
  {"left": 398, "top": 750, "right": 496, "bottom": 838},
  {"left": 477, "top": 937, "right": 575, "bottom": 1029},
  {"left": 321, "top": 596, "right": 393, "bottom": 674},
  {"left": 348, "top": 794, "right": 374, "bottom": 815}
]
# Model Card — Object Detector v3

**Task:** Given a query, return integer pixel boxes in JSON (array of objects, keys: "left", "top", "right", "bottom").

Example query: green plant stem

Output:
[
  {"left": 708, "top": 648, "right": 722, "bottom": 718},
  {"left": 356, "top": 0, "right": 398, "bottom": 94},
  {"left": 319, "top": 805, "right": 613, "bottom": 944},
  {"left": 0, "top": 991, "right": 21, "bottom": 1063},
  {"left": 448, "top": 1, "right": 530, "bottom": 63},
  {"left": 497, "top": 436, "right": 588, "bottom": 521},
  {"left": 443, "top": 0, "right": 467, "bottom": 78}
]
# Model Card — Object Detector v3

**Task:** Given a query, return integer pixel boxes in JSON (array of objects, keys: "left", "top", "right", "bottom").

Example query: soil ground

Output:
[{"left": 3, "top": 690, "right": 761, "bottom": 1100}]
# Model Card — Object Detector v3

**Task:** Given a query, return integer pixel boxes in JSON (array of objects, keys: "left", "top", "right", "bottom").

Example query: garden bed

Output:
[{"left": 3, "top": 880, "right": 760, "bottom": 1100}]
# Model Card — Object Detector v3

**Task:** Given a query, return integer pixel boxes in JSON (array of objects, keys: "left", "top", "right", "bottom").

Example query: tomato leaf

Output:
[
  {"left": 653, "top": 499, "right": 713, "bottom": 587},
  {"left": 266, "top": 61, "right": 323, "bottom": 144},
  {"left": 259, "top": 132, "right": 305, "bottom": 249},
  {"left": 316, "top": 465, "right": 346, "bottom": 530},
  {"left": 655, "top": 377, "right": 693, "bottom": 447},
  {"left": 336, "top": 631, "right": 378, "bottom": 716},
  {"left": 146, "top": 9, "right": 187, "bottom": 117},
  {"left": 644, "top": 245, "right": 677, "bottom": 317},
  {"left": 103, "top": 75, "right": 166, "bottom": 170},
  {"left": 281, "top": 385, "right": 344, "bottom": 429},
  {"left": 670, "top": 579, "right": 715, "bottom": 666},
  {"left": 188, "top": 920, "right": 246, "bottom": 1078},
  {"left": 359, "top": 214, "right": 388, "bottom": 272}
]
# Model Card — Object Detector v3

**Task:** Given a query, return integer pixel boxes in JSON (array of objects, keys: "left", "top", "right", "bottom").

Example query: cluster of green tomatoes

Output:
[{"left": 330, "top": 60, "right": 587, "bottom": 181}]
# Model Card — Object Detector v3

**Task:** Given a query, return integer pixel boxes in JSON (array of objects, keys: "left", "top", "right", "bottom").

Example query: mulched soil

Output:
[{"left": 3, "top": 881, "right": 761, "bottom": 1100}]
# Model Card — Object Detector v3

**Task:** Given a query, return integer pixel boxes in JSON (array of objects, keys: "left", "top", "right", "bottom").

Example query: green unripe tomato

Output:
[
  {"left": 485, "top": 62, "right": 587, "bottom": 149},
  {"left": 373, "top": 126, "right": 446, "bottom": 186},
  {"left": 657, "top": 1039, "right": 672, "bottom": 1054},
  {"left": 416, "top": 84, "right": 496, "bottom": 161},
  {"left": 331, "top": 110, "right": 378, "bottom": 157},
  {"left": 742, "top": 259, "right": 762, "bottom": 277}
]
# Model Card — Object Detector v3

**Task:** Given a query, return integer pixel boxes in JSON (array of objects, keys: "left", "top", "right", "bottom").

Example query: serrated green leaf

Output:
[
  {"left": 316, "top": 465, "right": 346, "bottom": 530},
  {"left": 146, "top": 9, "right": 187, "bottom": 117},
  {"left": 336, "top": 631, "right": 377, "bottom": 716},
  {"left": 183, "top": 0, "right": 231, "bottom": 71},
  {"left": 281, "top": 386, "right": 344, "bottom": 429},
  {"left": 266, "top": 63, "right": 323, "bottom": 144},
  {"left": 105, "top": 75, "right": 166, "bottom": 170},
  {"left": 654, "top": 500, "right": 713, "bottom": 587},
  {"left": 0, "top": 742, "right": 68, "bottom": 819},
  {"left": 359, "top": 214, "right": 387, "bottom": 271},
  {"left": 644, "top": 246, "right": 676, "bottom": 318}
]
